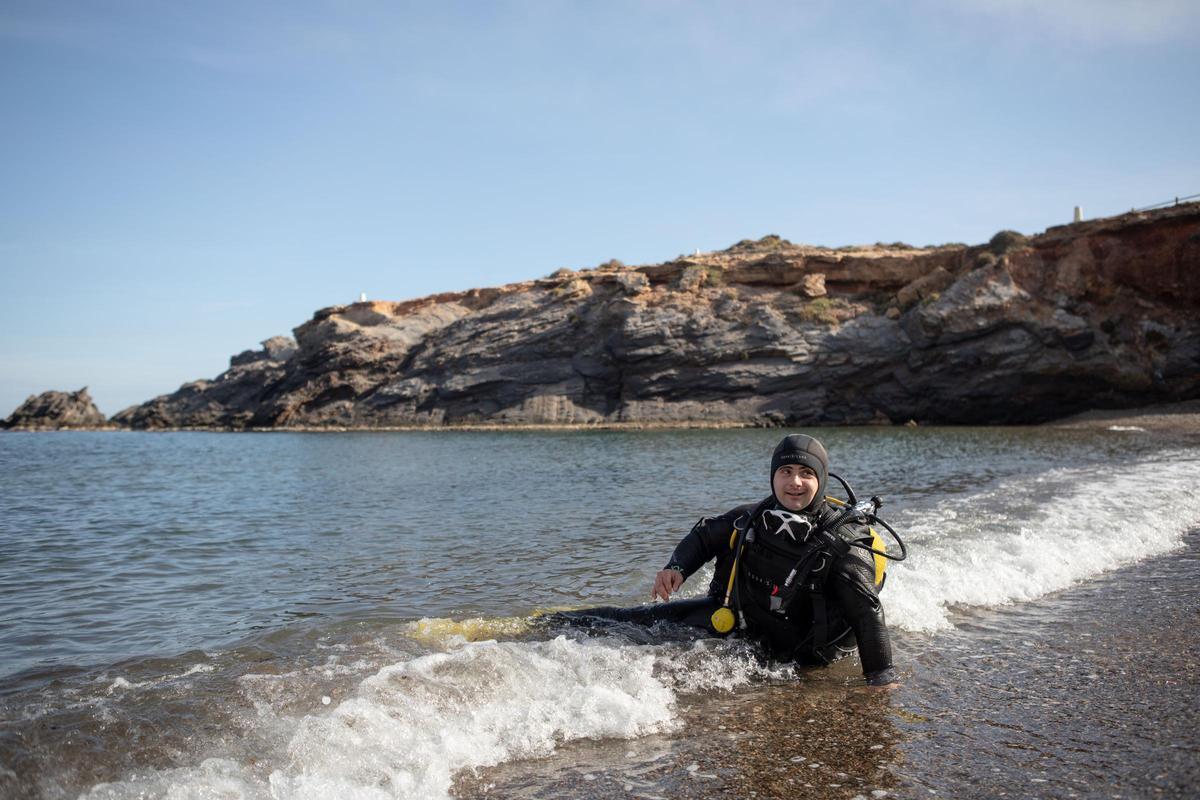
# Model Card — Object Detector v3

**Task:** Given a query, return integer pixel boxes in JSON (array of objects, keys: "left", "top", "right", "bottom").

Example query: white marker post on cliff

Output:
[
  {"left": 1074, "top": 206, "right": 1083, "bottom": 223},
  {"left": 359, "top": 292, "right": 367, "bottom": 302}
]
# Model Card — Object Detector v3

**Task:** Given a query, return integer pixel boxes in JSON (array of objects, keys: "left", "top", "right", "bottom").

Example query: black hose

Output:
[
  {"left": 827, "top": 472, "right": 858, "bottom": 505},
  {"left": 826, "top": 472, "right": 908, "bottom": 562},
  {"left": 851, "top": 515, "right": 908, "bottom": 562}
]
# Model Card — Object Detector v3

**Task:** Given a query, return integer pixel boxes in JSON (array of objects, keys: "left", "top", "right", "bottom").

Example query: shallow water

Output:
[
  {"left": 1, "top": 428, "right": 1198, "bottom": 799},
  {"left": 892, "top": 534, "right": 1200, "bottom": 799}
]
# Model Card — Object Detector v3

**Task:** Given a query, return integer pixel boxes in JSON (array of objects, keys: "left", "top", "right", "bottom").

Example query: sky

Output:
[{"left": 2, "top": 1, "right": 1198, "bottom": 415}]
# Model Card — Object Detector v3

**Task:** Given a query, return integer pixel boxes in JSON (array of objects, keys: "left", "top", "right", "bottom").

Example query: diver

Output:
[{"left": 567, "top": 434, "right": 901, "bottom": 687}]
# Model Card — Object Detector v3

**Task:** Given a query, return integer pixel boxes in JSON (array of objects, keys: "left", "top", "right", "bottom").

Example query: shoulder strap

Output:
[{"left": 729, "top": 496, "right": 775, "bottom": 550}]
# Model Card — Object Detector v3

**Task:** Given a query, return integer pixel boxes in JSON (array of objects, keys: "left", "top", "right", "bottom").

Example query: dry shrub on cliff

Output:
[
  {"left": 988, "top": 230, "right": 1029, "bottom": 255},
  {"left": 797, "top": 297, "right": 853, "bottom": 325},
  {"left": 727, "top": 234, "right": 793, "bottom": 253},
  {"left": 974, "top": 251, "right": 999, "bottom": 269},
  {"left": 703, "top": 265, "right": 726, "bottom": 286},
  {"left": 597, "top": 258, "right": 625, "bottom": 271}
]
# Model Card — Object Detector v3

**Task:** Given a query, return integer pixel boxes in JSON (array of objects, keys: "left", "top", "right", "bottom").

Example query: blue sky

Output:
[{"left": 2, "top": 0, "right": 1198, "bottom": 415}]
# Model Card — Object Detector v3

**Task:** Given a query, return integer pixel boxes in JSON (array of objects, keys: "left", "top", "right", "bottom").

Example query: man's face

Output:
[{"left": 773, "top": 464, "right": 820, "bottom": 512}]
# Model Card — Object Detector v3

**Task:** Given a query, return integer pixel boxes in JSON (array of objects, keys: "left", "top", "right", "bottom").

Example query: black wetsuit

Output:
[{"left": 574, "top": 499, "right": 898, "bottom": 686}]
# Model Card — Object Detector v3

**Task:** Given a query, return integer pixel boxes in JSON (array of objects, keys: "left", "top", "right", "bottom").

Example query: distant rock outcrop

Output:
[
  {"left": 2, "top": 388, "right": 108, "bottom": 430},
  {"left": 108, "top": 203, "right": 1200, "bottom": 429}
]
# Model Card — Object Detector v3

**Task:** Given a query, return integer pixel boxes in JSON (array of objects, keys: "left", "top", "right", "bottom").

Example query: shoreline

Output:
[
  {"left": 5, "top": 399, "right": 1200, "bottom": 434},
  {"left": 0, "top": 420, "right": 764, "bottom": 433},
  {"left": 1042, "top": 398, "right": 1200, "bottom": 433}
]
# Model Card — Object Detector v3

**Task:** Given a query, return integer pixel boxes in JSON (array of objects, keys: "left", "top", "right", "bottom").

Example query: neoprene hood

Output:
[{"left": 770, "top": 434, "right": 829, "bottom": 510}]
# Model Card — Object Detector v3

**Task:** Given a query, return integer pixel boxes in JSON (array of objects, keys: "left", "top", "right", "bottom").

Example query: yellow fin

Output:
[{"left": 405, "top": 615, "right": 535, "bottom": 644}]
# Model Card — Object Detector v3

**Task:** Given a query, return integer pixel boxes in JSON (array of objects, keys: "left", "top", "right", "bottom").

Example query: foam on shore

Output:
[
  {"left": 883, "top": 449, "right": 1200, "bottom": 632},
  {"left": 82, "top": 633, "right": 785, "bottom": 800}
]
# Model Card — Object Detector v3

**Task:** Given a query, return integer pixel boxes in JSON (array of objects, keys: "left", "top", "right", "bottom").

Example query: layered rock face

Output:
[
  {"left": 112, "top": 204, "right": 1200, "bottom": 429},
  {"left": 2, "top": 388, "right": 108, "bottom": 430}
]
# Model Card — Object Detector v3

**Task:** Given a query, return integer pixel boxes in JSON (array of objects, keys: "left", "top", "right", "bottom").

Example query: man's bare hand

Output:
[{"left": 651, "top": 569, "right": 684, "bottom": 602}]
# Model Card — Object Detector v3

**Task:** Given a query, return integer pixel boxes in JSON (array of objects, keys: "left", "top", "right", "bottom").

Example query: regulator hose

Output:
[{"left": 826, "top": 472, "right": 908, "bottom": 563}]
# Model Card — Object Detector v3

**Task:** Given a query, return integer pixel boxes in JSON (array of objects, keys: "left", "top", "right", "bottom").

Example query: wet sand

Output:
[
  {"left": 890, "top": 530, "right": 1200, "bottom": 799},
  {"left": 1047, "top": 399, "right": 1200, "bottom": 436}
]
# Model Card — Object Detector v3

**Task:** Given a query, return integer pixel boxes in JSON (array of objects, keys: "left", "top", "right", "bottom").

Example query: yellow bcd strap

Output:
[
  {"left": 869, "top": 526, "right": 887, "bottom": 587},
  {"left": 712, "top": 525, "right": 744, "bottom": 634}
]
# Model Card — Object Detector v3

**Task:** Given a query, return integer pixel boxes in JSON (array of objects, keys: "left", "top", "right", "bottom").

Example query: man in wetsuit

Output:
[{"left": 587, "top": 434, "right": 898, "bottom": 687}]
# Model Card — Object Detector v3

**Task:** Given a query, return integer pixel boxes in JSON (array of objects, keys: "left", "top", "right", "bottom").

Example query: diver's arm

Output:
[
  {"left": 663, "top": 509, "right": 744, "bottom": 578},
  {"left": 651, "top": 508, "right": 746, "bottom": 600},
  {"left": 831, "top": 549, "right": 898, "bottom": 685}
]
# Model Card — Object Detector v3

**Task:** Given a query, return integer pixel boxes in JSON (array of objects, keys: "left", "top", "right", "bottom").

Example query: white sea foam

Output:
[
  {"left": 96, "top": 662, "right": 217, "bottom": 699},
  {"left": 86, "top": 634, "right": 764, "bottom": 800},
  {"left": 104, "top": 677, "right": 135, "bottom": 695},
  {"left": 654, "top": 637, "right": 794, "bottom": 692},
  {"left": 883, "top": 451, "right": 1200, "bottom": 632}
]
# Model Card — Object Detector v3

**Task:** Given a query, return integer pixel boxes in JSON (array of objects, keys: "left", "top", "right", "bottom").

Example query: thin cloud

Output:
[
  {"left": 171, "top": 23, "right": 359, "bottom": 73},
  {"left": 197, "top": 298, "right": 258, "bottom": 315},
  {"left": 939, "top": 0, "right": 1200, "bottom": 46},
  {"left": 0, "top": 15, "right": 110, "bottom": 50},
  {"left": 0, "top": 6, "right": 360, "bottom": 74}
]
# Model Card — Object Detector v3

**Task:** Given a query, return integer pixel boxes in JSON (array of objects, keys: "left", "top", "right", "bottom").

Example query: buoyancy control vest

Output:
[{"left": 733, "top": 501, "right": 870, "bottom": 662}]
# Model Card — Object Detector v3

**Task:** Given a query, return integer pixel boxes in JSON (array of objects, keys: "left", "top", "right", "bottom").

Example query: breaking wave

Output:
[{"left": 884, "top": 449, "right": 1200, "bottom": 631}]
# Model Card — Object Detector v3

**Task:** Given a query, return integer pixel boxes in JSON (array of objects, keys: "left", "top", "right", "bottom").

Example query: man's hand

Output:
[{"left": 651, "top": 569, "right": 684, "bottom": 602}]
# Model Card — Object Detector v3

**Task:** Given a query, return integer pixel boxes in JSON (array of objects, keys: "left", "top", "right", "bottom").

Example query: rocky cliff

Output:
[
  {"left": 2, "top": 388, "right": 109, "bottom": 430},
  {"left": 110, "top": 204, "right": 1200, "bottom": 429}
]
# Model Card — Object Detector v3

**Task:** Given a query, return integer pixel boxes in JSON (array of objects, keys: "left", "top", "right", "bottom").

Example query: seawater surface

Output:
[{"left": 1, "top": 428, "right": 1197, "bottom": 799}]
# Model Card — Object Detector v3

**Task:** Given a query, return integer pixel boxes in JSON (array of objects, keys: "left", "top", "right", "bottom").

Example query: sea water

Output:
[{"left": 1, "top": 428, "right": 1197, "bottom": 799}]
